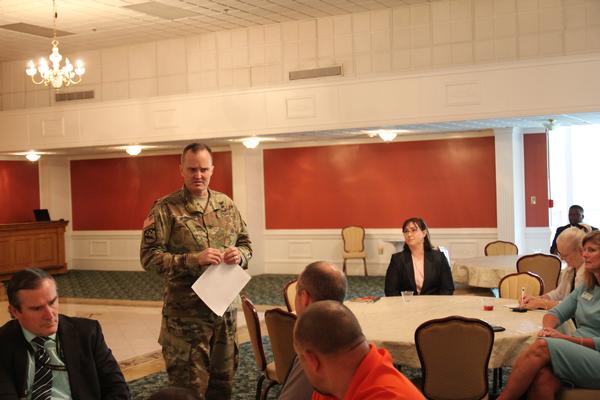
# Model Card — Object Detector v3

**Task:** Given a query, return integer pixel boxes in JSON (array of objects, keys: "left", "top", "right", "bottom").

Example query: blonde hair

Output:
[
  {"left": 582, "top": 231, "right": 600, "bottom": 289},
  {"left": 556, "top": 227, "right": 585, "bottom": 253}
]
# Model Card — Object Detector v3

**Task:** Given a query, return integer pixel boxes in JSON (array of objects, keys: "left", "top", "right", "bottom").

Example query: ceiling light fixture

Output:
[
  {"left": 242, "top": 137, "right": 261, "bottom": 149},
  {"left": 125, "top": 145, "right": 143, "bottom": 156},
  {"left": 364, "top": 129, "right": 409, "bottom": 142},
  {"left": 25, "top": 0, "right": 85, "bottom": 88},
  {"left": 25, "top": 151, "right": 41, "bottom": 162},
  {"left": 378, "top": 132, "right": 398, "bottom": 142},
  {"left": 542, "top": 118, "right": 556, "bottom": 132}
]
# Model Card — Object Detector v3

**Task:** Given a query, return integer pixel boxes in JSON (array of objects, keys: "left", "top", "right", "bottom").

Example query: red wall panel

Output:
[
  {"left": 264, "top": 137, "right": 497, "bottom": 229},
  {"left": 524, "top": 133, "right": 549, "bottom": 227},
  {"left": 0, "top": 161, "right": 40, "bottom": 223},
  {"left": 71, "top": 152, "right": 232, "bottom": 230}
]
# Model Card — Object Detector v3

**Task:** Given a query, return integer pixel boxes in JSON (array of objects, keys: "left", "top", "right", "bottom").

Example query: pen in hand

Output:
[{"left": 520, "top": 287, "right": 525, "bottom": 306}]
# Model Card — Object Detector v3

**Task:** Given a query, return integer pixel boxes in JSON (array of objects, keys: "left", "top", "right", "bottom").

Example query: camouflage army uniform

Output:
[{"left": 140, "top": 187, "right": 252, "bottom": 400}]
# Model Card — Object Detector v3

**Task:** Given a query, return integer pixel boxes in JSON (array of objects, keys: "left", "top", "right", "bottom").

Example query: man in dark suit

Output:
[
  {"left": 550, "top": 205, "right": 597, "bottom": 255},
  {"left": 0, "top": 268, "right": 129, "bottom": 399}
]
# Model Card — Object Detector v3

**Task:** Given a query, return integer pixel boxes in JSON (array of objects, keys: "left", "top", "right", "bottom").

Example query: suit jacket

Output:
[
  {"left": 0, "top": 314, "right": 130, "bottom": 400},
  {"left": 384, "top": 248, "right": 454, "bottom": 296},
  {"left": 550, "top": 223, "right": 598, "bottom": 254}
]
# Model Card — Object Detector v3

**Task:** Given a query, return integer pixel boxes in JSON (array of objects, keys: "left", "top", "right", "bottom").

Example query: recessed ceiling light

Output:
[
  {"left": 363, "top": 129, "right": 410, "bottom": 142},
  {"left": 25, "top": 151, "right": 41, "bottom": 162},
  {"left": 125, "top": 145, "right": 143, "bottom": 156},
  {"left": 229, "top": 137, "right": 276, "bottom": 149}
]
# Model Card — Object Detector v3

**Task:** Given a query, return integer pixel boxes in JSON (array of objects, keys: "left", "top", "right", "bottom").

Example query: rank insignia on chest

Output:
[{"left": 144, "top": 228, "right": 157, "bottom": 243}]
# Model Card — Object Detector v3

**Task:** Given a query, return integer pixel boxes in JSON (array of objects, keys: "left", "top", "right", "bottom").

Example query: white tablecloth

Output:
[
  {"left": 346, "top": 295, "right": 550, "bottom": 369},
  {"left": 452, "top": 255, "right": 520, "bottom": 288}
]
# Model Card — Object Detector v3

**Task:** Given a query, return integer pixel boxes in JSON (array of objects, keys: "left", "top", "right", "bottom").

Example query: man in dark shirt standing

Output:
[{"left": 550, "top": 205, "right": 597, "bottom": 254}]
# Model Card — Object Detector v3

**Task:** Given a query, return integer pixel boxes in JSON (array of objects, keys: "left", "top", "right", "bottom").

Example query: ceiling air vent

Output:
[
  {"left": 289, "top": 65, "right": 343, "bottom": 81},
  {"left": 55, "top": 90, "right": 95, "bottom": 102}
]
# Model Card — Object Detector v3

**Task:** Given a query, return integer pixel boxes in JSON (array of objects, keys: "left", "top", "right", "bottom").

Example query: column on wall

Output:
[
  {"left": 38, "top": 156, "right": 73, "bottom": 267},
  {"left": 230, "top": 145, "right": 266, "bottom": 275},
  {"left": 494, "top": 128, "right": 526, "bottom": 251}
]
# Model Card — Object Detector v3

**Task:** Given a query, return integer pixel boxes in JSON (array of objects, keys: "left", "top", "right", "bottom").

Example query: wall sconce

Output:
[
  {"left": 25, "top": 151, "right": 41, "bottom": 162},
  {"left": 125, "top": 145, "right": 143, "bottom": 156}
]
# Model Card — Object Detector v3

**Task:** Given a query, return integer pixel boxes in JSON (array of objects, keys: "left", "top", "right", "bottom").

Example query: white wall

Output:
[
  {"left": 1, "top": 54, "right": 600, "bottom": 154},
  {"left": 3, "top": 1, "right": 599, "bottom": 111}
]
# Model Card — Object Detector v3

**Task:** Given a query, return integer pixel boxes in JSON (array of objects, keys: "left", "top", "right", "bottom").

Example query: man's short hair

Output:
[
  {"left": 557, "top": 227, "right": 585, "bottom": 254},
  {"left": 570, "top": 205, "right": 584, "bottom": 213},
  {"left": 7, "top": 268, "right": 54, "bottom": 311},
  {"left": 298, "top": 261, "right": 347, "bottom": 302},
  {"left": 181, "top": 143, "right": 213, "bottom": 163},
  {"left": 294, "top": 301, "right": 364, "bottom": 355}
]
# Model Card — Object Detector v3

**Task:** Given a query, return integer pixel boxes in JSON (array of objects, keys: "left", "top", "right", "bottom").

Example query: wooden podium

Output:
[{"left": 0, "top": 220, "right": 68, "bottom": 281}]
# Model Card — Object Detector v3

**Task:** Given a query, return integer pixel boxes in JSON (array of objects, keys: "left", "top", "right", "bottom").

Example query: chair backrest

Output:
[
  {"left": 438, "top": 246, "right": 450, "bottom": 263},
  {"left": 498, "top": 272, "right": 544, "bottom": 300},
  {"left": 415, "top": 316, "right": 494, "bottom": 400},
  {"left": 484, "top": 240, "right": 518, "bottom": 256},
  {"left": 283, "top": 279, "right": 297, "bottom": 313},
  {"left": 241, "top": 295, "right": 267, "bottom": 371},
  {"left": 342, "top": 226, "right": 365, "bottom": 253},
  {"left": 517, "top": 254, "right": 561, "bottom": 294},
  {"left": 265, "top": 308, "right": 297, "bottom": 383}
]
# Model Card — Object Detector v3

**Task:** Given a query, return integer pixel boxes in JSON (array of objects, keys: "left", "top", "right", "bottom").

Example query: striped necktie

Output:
[{"left": 31, "top": 336, "right": 52, "bottom": 400}]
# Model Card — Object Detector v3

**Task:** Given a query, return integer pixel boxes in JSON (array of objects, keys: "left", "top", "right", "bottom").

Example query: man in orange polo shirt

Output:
[{"left": 293, "top": 301, "right": 424, "bottom": 400}]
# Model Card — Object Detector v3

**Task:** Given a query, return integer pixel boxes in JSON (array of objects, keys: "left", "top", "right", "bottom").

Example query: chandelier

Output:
[{"left": 25, "top": 0, "right": 85, "bottom": 88}]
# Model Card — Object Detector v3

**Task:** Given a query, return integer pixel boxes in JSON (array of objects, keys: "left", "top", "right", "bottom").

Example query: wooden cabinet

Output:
[{"left": 0, "top": 220, "right": 68, "bottom": 281}]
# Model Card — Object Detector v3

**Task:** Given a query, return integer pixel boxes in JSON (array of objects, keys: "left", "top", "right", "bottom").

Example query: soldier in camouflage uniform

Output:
[{"left": 140, "top": 143, "right": 252, "bottom": 399}]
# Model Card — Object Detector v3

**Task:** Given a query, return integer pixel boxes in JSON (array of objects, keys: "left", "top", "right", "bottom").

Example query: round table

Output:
[{"left": 346, "top": 295, "right": 551, "bottom": 369}]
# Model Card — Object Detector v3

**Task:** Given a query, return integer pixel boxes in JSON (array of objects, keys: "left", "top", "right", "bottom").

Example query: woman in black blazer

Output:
[{"left": 384, "top": 217, "right": 454, "bottom": 296}]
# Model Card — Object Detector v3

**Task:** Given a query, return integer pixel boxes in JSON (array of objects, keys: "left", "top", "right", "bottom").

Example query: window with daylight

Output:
[{"left": 549, "top": 124, "right": 600, "bottom": 230}]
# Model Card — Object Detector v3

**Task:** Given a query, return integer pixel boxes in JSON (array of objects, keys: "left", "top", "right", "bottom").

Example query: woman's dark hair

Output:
[{"left": 402, "top": 217, "right": 433, "bottom": 251}]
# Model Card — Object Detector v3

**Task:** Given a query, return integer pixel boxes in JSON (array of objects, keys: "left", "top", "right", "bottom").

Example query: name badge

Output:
[{"left": 581, "top": 291, "right": 594, "bottom": 301}]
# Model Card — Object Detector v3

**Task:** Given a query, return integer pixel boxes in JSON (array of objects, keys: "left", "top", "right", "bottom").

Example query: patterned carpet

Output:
[
  {"left": 49, "top": 271, "right": 385, "bottom": 305},
  {"left": 129, "top": 339, "right": 283, "bottom": 400}
]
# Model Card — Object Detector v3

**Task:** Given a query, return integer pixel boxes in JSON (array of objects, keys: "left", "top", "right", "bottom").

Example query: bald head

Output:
[
  {"left": 297, "top": 261, "right": 347, "bottom": 303},
  {"left": 294, "top": 301, "right": 364, "bottom": 355}
]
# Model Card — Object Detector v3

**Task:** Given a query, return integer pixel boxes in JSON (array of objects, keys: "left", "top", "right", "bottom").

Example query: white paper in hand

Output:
[{"left": 191, "top": 263, "right": 251, "bottom": 317}]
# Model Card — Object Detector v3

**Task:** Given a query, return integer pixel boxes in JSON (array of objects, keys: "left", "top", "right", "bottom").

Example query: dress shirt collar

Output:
[{"left": 21, "top": 326, "right": 57, "bottom": 346}]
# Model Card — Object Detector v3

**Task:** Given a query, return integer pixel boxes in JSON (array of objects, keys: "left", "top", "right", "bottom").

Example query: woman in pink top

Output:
[{"left": 384, "top": 217, "right": 454, "bottom": 296}]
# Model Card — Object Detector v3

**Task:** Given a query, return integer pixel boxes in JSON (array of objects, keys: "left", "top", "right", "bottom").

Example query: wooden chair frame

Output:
[
  {"left": 484, "top": 240, "right": 518, "bottom": 256},
  {"left": 283, "top": 279, "right": 297, "bottom": 313},
  {"left": 517, "top": 253, "right": 561, "bottom": 294},
  {"left": 264, "top": 308, "right": 297, "bottom": 384},
  {"left": 498, "top": 272, "right": 544, "bottom": 299},
  {"left": 241, "top": 296, "right": 279, "bottom": 400},
  {"left": 342, "top": 225, "right": 368, "bottom": 276},
  {"left": 415, "top": 315, "right": 494, "bottom": 400}
]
